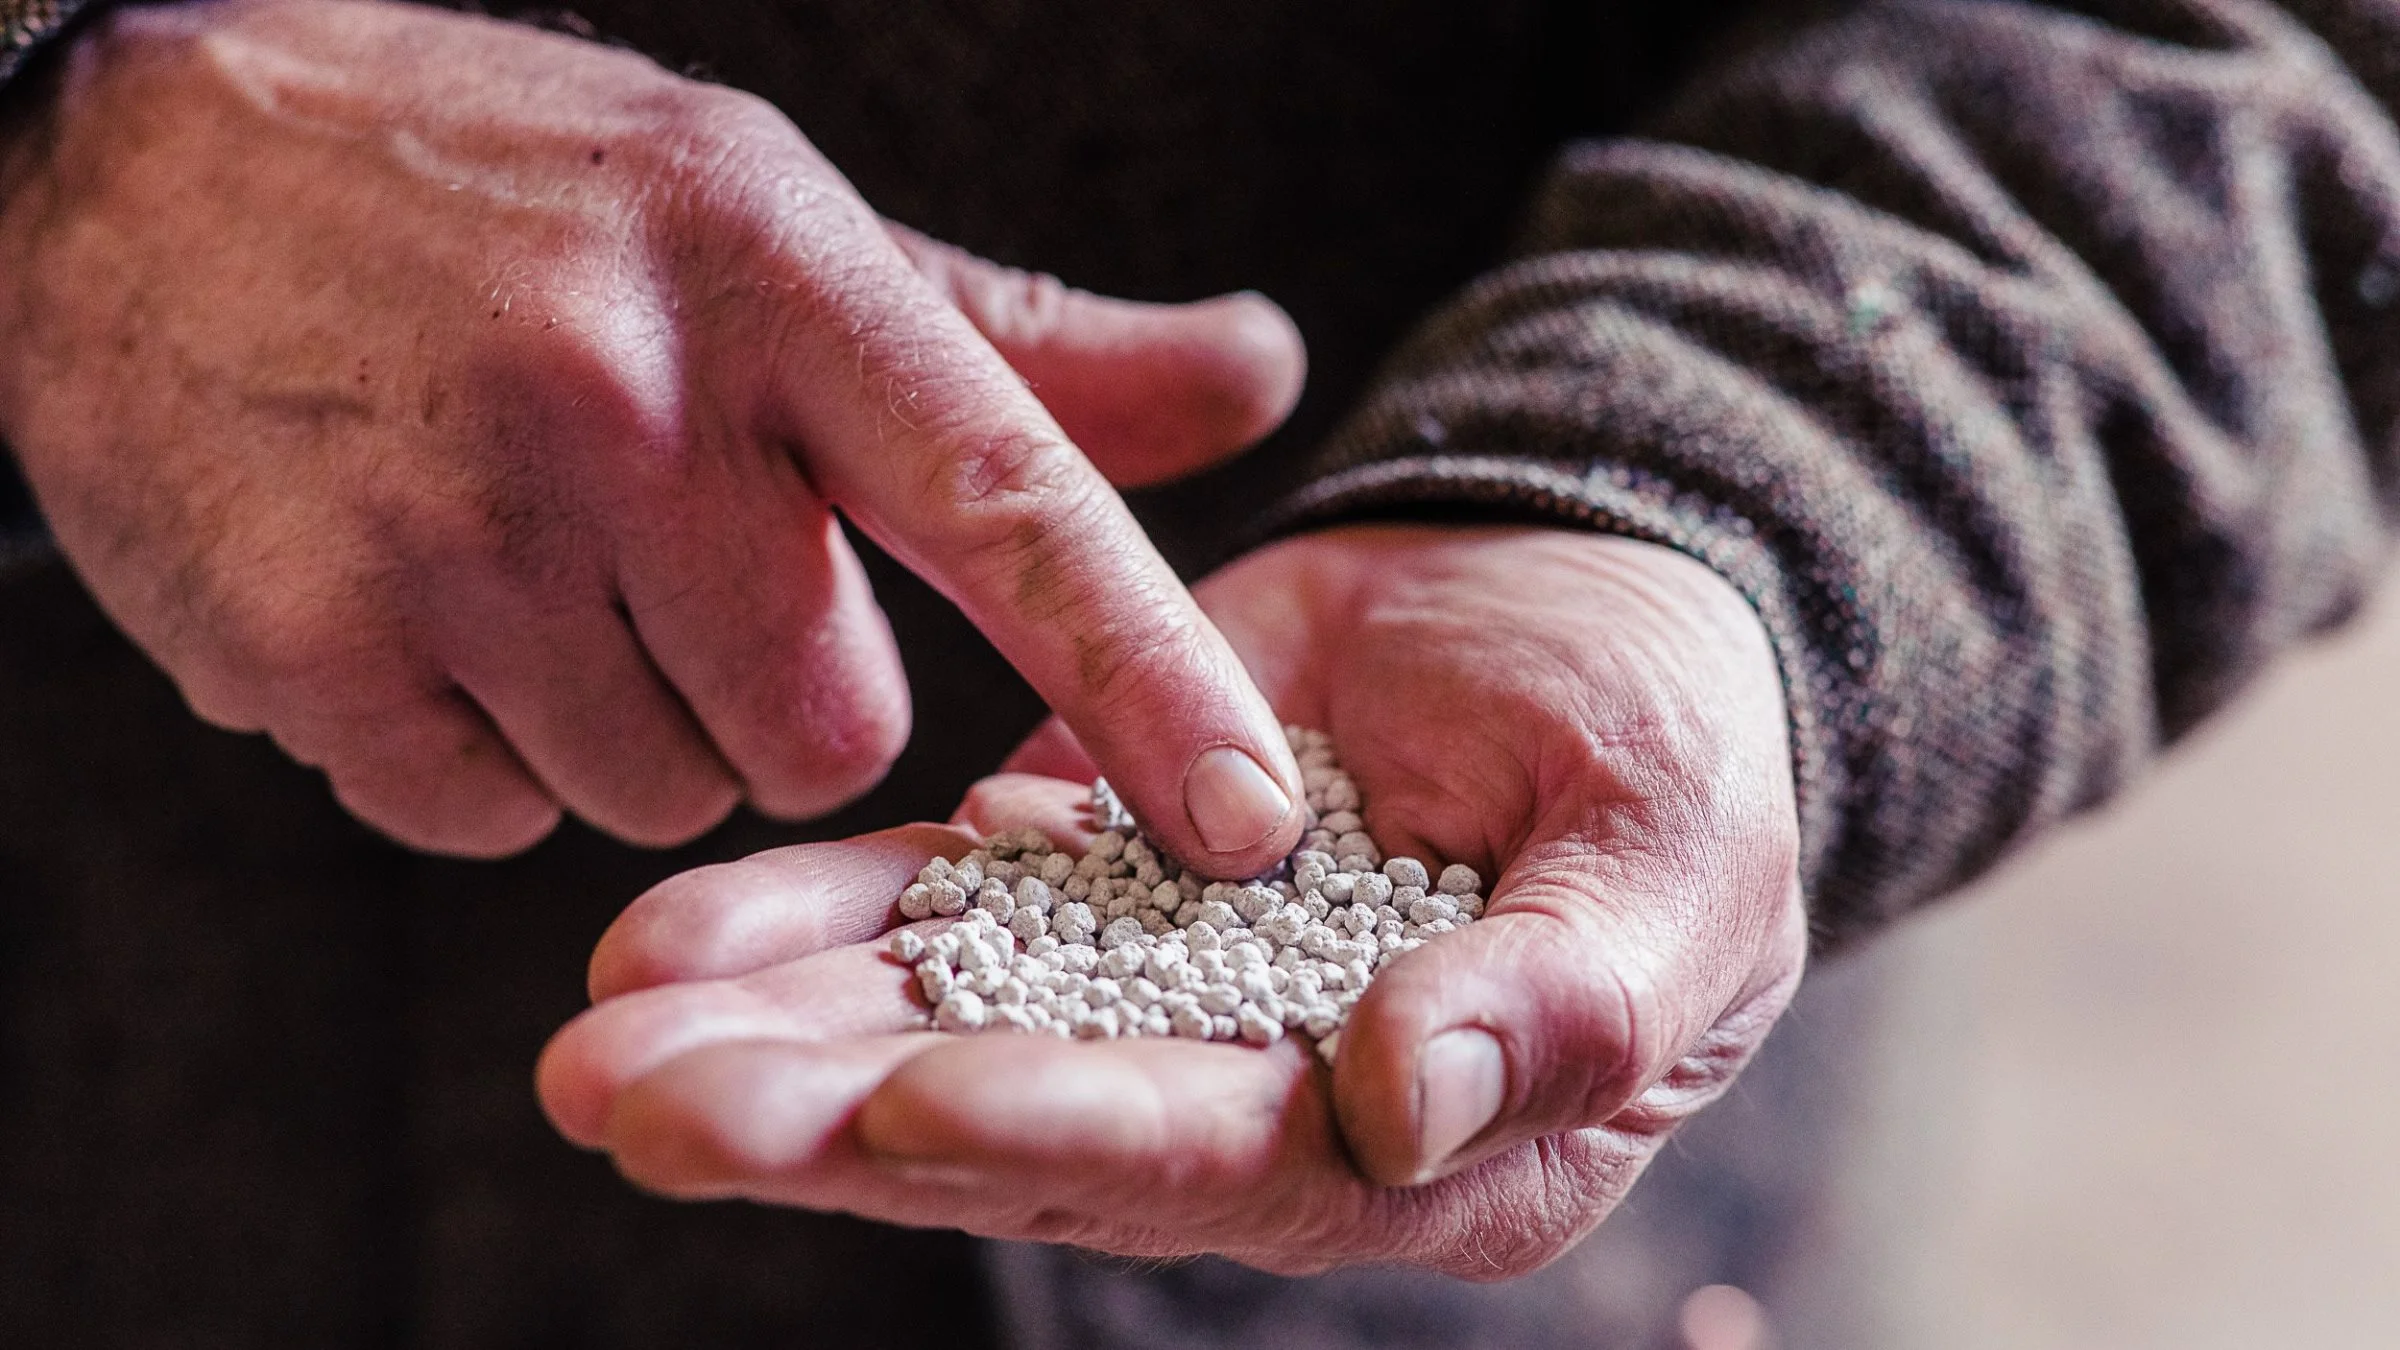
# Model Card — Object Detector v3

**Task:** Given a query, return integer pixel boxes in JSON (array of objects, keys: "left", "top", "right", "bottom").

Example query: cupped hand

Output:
[
  {"left": 538, "top": 525, "right": 1809, "bottom": 1277},
  {"left": 0, "top": 0, "right": 1303, "bottom": 866}
]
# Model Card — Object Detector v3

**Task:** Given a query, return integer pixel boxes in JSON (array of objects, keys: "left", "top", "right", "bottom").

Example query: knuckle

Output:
[
  {"left": 432, "top": 345, "right": 696, "bottom": 590},
  {"left": 1428, "top": 1136, "right": 1618, "bottom": 1281},
  {"left": 747, "top": 687, "right": 910, "bottom": 821},
  {"left": 300, "top": 690, "right": 560, "bottom": 857},
  {"left": 633, "top": 82, "right": 805, "bottom": 196},
  {"left": 170, "top": 659, "right": 265, "bottom": 732},
  {"left": 933, "top": 475, "right": 1199, "bottom": 713},
  {"left": 1624, "top": 946, "right": 1802, "bottom": 1130},
  {"left": 609, "top": 778, "right": 743, "bottom": 851},
  {"left": 1587, "top": 950, "right": 1675, "bottom": 1115},
  {"left": 816, "top": 676, "right": 912, "bottom": 783},
  {"left": 717, "top": 606, "right": 912, "bottom": 821},
  {"left": 1627, "top": 1027, "right": 1768, "bottom": 1132},
  {"left": 1467, "top": 896, "right": 1676, "bottom": 1126},
  {"left": 434, "top": 808, "right": 562, "bottom": 861},
  {"left": 682, "top": 85, "right": 809, "bottom": 163},
  {"left": 328, "top": 762, "right": 558, "bottom": 860},
  {"left": 458, "top": 299, "right": 687, "bottom": 481},
  {"left": 931, "top": 423, "right": 1089, "bottom": 529},
  {"left": 135, "top": 523, "right": 369, "bottom": 704},
  {"left": 213, "top": 585, "right": 378, "bottom": 696},
  {"left": 953, "top": 261, "right": 1070, "bottom": 346},
  {"left": 663, "top": 88, "right": 872, "bottom": 273}
]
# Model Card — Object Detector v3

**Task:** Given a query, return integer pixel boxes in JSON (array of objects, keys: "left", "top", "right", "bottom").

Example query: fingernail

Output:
[
  {"left": 1413, "top": 1028, "right": 1506, "bottom": 1182},
  {"left": 1183, "top": 745, "right": 1292, "bottom": 855}
]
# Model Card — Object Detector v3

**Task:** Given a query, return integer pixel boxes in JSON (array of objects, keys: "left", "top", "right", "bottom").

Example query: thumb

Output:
[
  {"left": 886, "top": 221, "right": 1306, "bottom": 487},
  {"left": 1330, "top": 865, "right": 1801, "bottom": 1187}
]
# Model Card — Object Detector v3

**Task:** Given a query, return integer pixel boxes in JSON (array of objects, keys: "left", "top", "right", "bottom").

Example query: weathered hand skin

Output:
[
  {"left": 538, "top": 525, "right": 1806, "bottom": 1280},
  {"left": 0, "top": 0, "right": 1307, "bottom": 866}
]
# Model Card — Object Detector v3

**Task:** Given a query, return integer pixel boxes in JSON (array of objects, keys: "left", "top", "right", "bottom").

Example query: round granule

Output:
[{"left": 887, "top": 727, "right": 1488, "bottom": 1064}]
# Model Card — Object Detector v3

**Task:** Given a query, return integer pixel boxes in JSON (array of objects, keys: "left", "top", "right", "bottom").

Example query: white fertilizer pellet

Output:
[{"left": 886, "top": 726, "right": 1487, "bottom": 1063}]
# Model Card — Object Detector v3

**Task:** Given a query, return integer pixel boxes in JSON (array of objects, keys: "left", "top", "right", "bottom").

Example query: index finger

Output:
[
  {"left": 586, "top": 823, "right": 976, "bottom": 1001},
  {"left": 587, "top": 777, "right": 1095, "bottom": 998},
  {"left": 737, "top": 181, "right": 1301, "bottom": 877}
]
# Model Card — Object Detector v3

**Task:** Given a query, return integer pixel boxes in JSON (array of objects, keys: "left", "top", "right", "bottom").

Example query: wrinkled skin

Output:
[
  {"left": 539, "top": 526, "right": 1808, "bottom": 1278},
  {"left": 0, "top": 0, "right": 1305, "bottom": 871}
]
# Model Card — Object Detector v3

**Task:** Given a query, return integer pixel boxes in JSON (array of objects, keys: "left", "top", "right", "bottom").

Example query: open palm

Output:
[{"left": 538, "top": 524, "right": 1807, "bottom": 1277}]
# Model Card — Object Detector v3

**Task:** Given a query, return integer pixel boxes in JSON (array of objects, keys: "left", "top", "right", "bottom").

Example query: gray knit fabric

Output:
[{"left": 1278, "top": 0, "right": 2400, "bottom": 946}]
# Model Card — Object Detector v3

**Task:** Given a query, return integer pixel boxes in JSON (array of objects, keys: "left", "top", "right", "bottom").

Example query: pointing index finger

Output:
[{"left": 747, "top": 208, "right": 1301, "bottom": 876}]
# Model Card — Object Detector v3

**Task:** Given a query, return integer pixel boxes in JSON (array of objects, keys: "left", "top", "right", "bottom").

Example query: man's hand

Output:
[
  {"left": 0, "top": 0, "right": 1305, "bottom": 867},
  {"left": 536, "top": 526, "right": 1808, "bottom": 1276}
]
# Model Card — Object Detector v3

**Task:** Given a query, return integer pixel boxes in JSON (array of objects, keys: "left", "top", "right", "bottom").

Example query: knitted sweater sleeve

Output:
[{"left": 1268, "top": 0, "right": 2400, "bottom": 947}]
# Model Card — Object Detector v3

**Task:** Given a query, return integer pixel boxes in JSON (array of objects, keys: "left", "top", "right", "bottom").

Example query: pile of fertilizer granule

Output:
[{"left": 886, "top": 727, "right": 1485, "bottom": 1062}]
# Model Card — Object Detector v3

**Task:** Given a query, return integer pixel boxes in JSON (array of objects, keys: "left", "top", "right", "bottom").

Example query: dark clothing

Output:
[{"left": 1, "top": 0, "right": 2394, "bottom": 1343}]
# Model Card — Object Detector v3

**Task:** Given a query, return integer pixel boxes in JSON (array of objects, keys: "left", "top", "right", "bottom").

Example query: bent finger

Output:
[
  {"left": 602, "top": 1035, "right": 940, "bottom": 1201},
  {"left": 947, "top": 771, "right": 1096, "bottom": 848},
  {"left": 587, "top": 822, "right": 979, "bottom": 1000},
  {"left": 705, "top": 1028, "right": 1625, "bottom": 1275},
  {"left": 607, "top": 1031, "right": 1338, "bottom": 1247},
  {"left": 995, "top": 716, "right": 1097, "bottom": 781},
  {"left": 619, "top": 486, "right": 912, "bottom": 824},
  {"left": 1333, "top": 867, "right": 1804, "bottom": 1188},
  {"left": 542, "top": 939, "right": 933, "bottom": 1147},
  {"left": 600, "top": 1036, "right": 1207, "bottom": 1253},
  {"left": 290, "top": 684, "right": 562, "bottom": 859},
  {"left": 886, "top": 221, "right": 1306, "bottom": 486},
  {"left": 440, "top": 596, "right": 742, "bottom": 849}
]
